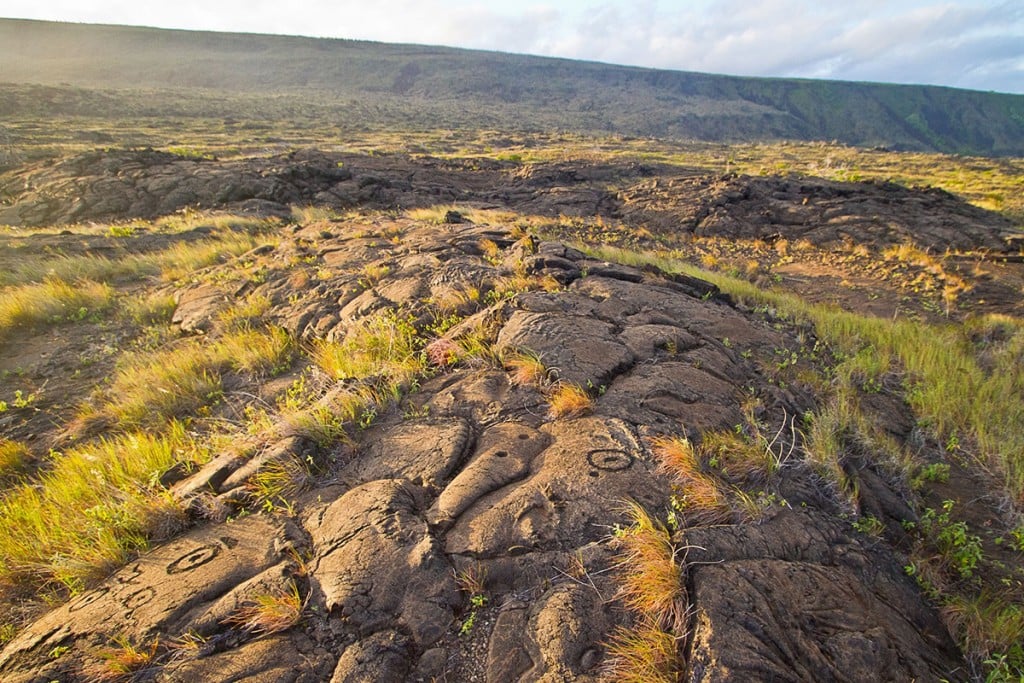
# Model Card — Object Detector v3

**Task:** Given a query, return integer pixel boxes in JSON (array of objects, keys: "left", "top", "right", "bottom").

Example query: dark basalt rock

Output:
[{"left": 0, "top": 162, "right": 978, "bottom": 682}]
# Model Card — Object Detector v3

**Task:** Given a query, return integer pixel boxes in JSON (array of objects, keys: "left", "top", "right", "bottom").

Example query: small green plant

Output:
[
  {"left": 49, "top": 645, "right": 71, "bottom": 659},
  {"left": 107, "top": 224, "right": 138, "bottom": 238},
  {"left": 912, "top": 500, "right": 984, "bottom": 579},
  {"left": 852, "top": 515, "right": 886, "bottom": 537},
  {"left": 911, "top": 462, "right": 951, "bottom": 489},
  {"left": 455, "top": 563, "right": 488, "bottom": 636},
  {"left": 9, "top": 389, "right": 35, "bottom": 409},
  {"left": 1008, "top": 526, "right": 1024, "bottom": 553}
]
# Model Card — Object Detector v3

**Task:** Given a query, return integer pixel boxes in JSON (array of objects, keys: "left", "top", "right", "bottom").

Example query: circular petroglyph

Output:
[
  {"left": 123, "top": 586, "right": 156, "bottom": 610},
  {"left": 68, "top": 586, "right": 110, "bottom": 613},
  {"left": 586, "top": 449, "right": 633, "bottom": 472},
  {"left": 167, "top": 544, "right": 220, "bottom": 575}
]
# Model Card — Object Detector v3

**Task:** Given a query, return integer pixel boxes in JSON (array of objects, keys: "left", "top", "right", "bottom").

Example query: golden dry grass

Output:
[
  {"left": 85, "top": 635, "right": 159, "bottom": 682},
  {"left": 0, "top": 439, "right": 30, "bottom": 479},
  {"left": 614, "top": 502, "right": 687, "bottom": 632},
  {"left": 223, "top": 580, "right": 305, "bottom": 635},
  {"left": 606, "top": 502, "right": 686, "bottom": 682},
  {"left": 506, "top": 350, "right": 549, "bottom": 387},
  {"left": 604, "top": 619, "right": 682, "bottom": 683},
  {"left": 650, "top": 436, "right": 733, "bottom": 525},
  {"left": 547, "top": 383, "right": 593, "bottom": 419},
  {"left": 0, "top": 278, "right": 114, "bottom": 340}
]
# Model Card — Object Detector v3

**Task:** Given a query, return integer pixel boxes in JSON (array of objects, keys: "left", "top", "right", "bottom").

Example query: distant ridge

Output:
[{"left": 2, "top": 18, "right": 1023, "bottom": 156}]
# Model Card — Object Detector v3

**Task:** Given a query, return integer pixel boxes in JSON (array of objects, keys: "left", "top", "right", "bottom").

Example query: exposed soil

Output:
[{"left": 1, "top": 148, "right": 1022, "bottom": 682}]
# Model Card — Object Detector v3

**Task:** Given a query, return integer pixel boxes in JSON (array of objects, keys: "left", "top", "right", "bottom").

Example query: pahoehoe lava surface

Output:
[{"left": 2, "top": 148, "right": 1012, "bottom": 681}]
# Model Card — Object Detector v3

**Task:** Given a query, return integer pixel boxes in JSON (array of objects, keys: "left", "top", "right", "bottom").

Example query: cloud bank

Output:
[{"left": 4, "top": 0, "right": 1023, "bottom": 93}]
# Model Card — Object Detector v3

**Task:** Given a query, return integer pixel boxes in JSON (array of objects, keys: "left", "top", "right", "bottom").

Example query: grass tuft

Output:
[
  {"left": 0, "top": 439, "right": 30, "bottom": 479},
  {"left": 85, "top": 635, "right": 159, "bottom": 682},
  {"left": 506, "top": 350, "right": 550, "bottom": 388},
  {"left": 547, "top": 383, "right": 593, "bottom": 419},
  {"left": 245, "top": 456, "right": 311, "bottom": 514},
  {"left": 650, "top": 436, "right": 732, "bottom": 526},
  {"left": 311, "top": 310, "right": 424, "bottom": 386},
  {"left": 606, "top": 501, "right": 686, "bottom": 682},
  {"left": 605, "top": 619, "right": 683, "bottom": 683},
  {"left": 223, "top": 580, "right": 305, "bottom": 636}
]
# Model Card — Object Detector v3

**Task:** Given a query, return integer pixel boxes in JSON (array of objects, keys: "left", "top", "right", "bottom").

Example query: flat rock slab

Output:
[
  {"left": 430, "top": 422, "right": 551, "bottom": 525},
  {"left": 444, "top": 417, "right": 664, "bottom": 556},
  {"left": 307, "top": 479, "right": 458, "bottom": 647},
  {"left": 342, "top": 418, "right": 474, "bottom": 488},
  {"left": 158, "top": 634, "right": 332, "bottom": 682},
  {"left": 331, "top": 630, "right": 412, "bottom": 683},
  {"left": 496, "top": 310, "right": 634, "bottom": 387},
  {"left": 598, "top": 361, "right": 744, "bottom": 432},
  {"left": 689, "top": 559, "right": 965, "bottom": 682},
  {"left": 484, "top": 582, "right": 614, "bottom": 683},
  {"left": 172, "top": 284, "right": 229, "bottom": 333},
  {"left": 682, "top": 510, "right": 966, "bottom": 682},
  {"left": 0, "top": 517, "right": 285, "bottom": 679}
]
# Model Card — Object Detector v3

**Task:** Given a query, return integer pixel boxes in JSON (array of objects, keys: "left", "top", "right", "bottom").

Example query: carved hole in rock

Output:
[
  {"left": 517, "top": 433, "right": 530, "bottom": 440},
  {"left": 588, "top": 470, "right": 599, "bottom": 477},
  {"left": 586, "top": 449, "right": 633, "bottom": 472},
  {"left": 494, "top": 450, "right": 508, "bottom": 458}
]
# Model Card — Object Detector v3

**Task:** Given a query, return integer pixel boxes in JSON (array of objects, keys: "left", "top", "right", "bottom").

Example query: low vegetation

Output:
[
  {"left": 606, "top": 502, "right": 686, "bottom": 682},
  {"left": 80, "top": 324, "right": 294, "bottom": 430},
  {"left": 85, "top": 635, "right": 159, "bottom": 682},
  {"left": 0, "top": 278, "right": 114, "bottom": 340},
  {"left": 0, "top": 423, "right": 202, "bottom": 595},
  {"left": 222, "top": 580, "right": 306, "bottom": 636},
  {"left": 546, "top": 383, "right": 594, "bottom": 419},
  {"left": 583, "top": 242, "right": 1024, "bottom": 679}
]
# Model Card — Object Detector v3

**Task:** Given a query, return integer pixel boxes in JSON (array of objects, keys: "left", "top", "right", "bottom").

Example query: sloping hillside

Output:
[{"left": 2, "top": 18, "right": 1023, "bottom": 156}]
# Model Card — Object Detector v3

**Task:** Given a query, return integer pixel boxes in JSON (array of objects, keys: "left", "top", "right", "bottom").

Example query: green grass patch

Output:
[
  {"left": 86, "top": 325, "right": 294, "bottom": 430},
  {"left": 311, "top": 310, "right": 425, "bottom": 386},
  {"left": 0, "top": 278, "right": 114, "bottom": 340},
  {"left": 0, "top": 422, "right": 204, "bottom": 595}
]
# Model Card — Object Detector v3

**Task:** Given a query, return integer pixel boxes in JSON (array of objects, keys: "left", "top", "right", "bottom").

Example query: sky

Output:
[{"left": 4, "top": 0, "right": 1024, "bottom": 94}]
